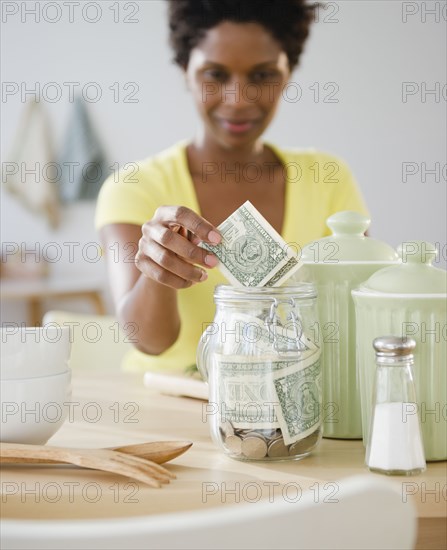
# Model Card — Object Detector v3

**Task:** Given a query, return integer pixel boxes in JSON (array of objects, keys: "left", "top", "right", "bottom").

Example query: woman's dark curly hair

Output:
[{"left": 168, "top": 0, "right": 317, "bottom": 70}]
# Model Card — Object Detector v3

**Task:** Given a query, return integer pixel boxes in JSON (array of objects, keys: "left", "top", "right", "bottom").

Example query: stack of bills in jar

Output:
[{"left": 204, "top": 313, "right": 322, "bottom": 448}]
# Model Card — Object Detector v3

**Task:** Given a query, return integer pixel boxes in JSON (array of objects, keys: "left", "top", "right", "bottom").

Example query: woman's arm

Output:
[{"left": 99, "top": 207, "right": 220, "bottom": 355}]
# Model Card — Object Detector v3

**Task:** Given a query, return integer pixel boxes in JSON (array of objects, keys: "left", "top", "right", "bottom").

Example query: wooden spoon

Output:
[{"left": 0, "top": 441, "right": 192, "bottom": 465}]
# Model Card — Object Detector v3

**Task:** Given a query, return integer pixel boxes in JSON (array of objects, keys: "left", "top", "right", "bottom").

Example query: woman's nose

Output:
[{"left": 221, "top": 76, "right": 252, "bottom": 106}]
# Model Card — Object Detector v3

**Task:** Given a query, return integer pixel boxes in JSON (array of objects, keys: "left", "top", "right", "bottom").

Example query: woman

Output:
[{"left": 95, "top": 0, "right": 368, "bottom": 372}]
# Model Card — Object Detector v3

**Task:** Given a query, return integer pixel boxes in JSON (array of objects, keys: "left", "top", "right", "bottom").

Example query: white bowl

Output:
[
  {"left": 0, "top": 326, "right": 71, "bottom": 380},
  {"left": 0, "top": 370, "right": 72, "bottom": 444}
]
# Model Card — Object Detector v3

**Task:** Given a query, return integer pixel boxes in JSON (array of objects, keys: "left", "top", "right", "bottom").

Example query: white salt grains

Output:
[{"left": 367, "top": 402, "right": 426, "bottom": 472}]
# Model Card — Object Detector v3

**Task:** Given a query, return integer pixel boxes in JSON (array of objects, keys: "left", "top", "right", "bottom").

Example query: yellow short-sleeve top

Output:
[{"left": 95, "top": 141, "right": 369, "bottom": 372}]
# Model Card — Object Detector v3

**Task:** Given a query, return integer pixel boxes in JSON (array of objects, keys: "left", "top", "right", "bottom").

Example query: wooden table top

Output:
[{"left": 1, "top": 371, "right": 446, "bottom": 547}]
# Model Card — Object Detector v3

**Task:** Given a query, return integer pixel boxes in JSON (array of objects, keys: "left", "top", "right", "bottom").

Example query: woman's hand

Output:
[{"left": 135, "top": 206, "right": 221, "bottom": 289}]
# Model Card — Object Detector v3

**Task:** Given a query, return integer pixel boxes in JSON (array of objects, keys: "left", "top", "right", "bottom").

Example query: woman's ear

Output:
[{"left": 183, "top": 64, "right": 191, "bottom": 91}]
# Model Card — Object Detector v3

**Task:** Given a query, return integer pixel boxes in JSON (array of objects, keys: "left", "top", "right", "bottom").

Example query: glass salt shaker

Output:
[{"left": 366, "top": 336, "right": 426, "bottom": 475}]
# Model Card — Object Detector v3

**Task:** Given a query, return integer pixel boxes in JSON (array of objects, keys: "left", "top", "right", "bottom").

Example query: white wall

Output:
[{"left": 1, "top": 0, "right": 446, "bottom": 323}]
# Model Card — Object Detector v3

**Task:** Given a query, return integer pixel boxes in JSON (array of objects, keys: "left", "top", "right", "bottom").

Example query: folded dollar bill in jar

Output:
[
  {"left": 200, "top": 200, "right": 302, "bottom": 287},
  {"left": 215, "top": 351, "right": 322, "bottom": 446}
]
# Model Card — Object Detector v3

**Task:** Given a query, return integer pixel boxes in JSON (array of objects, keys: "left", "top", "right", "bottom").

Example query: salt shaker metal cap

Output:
[{"left": 373, "top": 336, "right": 416, "bottom": 362}]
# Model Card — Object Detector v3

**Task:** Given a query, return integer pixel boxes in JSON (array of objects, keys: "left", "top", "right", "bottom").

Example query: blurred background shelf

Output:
[{"left": 1, "top": 275, "right": 106, "bottom": 326}]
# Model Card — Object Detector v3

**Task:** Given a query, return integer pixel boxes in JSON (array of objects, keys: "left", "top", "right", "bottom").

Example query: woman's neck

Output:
[{"left": 188, "top": 131, "right": 273, "bottom": 168}]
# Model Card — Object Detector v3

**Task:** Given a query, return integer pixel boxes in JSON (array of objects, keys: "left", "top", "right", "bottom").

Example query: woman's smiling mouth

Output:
[{"left": 217, "top": 118, "right": 259, "bottom": 134}]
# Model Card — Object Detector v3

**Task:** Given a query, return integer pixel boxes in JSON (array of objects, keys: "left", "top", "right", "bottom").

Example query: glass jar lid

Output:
[
  {"left": 214, "top": 283, "right": 316, "bottom": 304},
  {"left": 301, "top": 211, "right": 399, "bottom": 263}
]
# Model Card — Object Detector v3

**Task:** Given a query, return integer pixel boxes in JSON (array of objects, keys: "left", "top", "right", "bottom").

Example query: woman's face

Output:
[{"left": 185, "top": 21, "right": 291, "bottom": 150}]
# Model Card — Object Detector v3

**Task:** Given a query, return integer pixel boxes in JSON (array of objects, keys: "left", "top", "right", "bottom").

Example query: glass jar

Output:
[
  {"left": 366, "top": 336, "right": 426, "bottom": 475},
  {"left": 197, "top": 284, "right": 322, "bottom": 461}
]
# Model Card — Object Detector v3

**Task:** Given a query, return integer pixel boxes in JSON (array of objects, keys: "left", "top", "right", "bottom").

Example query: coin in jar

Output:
[
  {"left": 234, "top": 429, "right": 251, "bottom": 437},
  {"left": 243, "top": 431, "right": 267, "bottom": 442},
  {"left": 267, "top": 437, "right": 289, "bottom": 458},
  {"left": 219, "top": 421, "right": 235, "bottom": 438},
  {"left": 269, "top": 430, "right": 283, "bottom": 442},
  {"left": 241, "top": 436, "right": 268, "bottom": 459},
  {"left": 225, "top": 434, "right": 242, "bottom": 455},
  {"left": 289, "top": 430, "right": 320, "bottom": 456}
]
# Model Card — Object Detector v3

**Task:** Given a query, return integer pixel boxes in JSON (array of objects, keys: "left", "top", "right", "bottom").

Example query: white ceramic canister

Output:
[
  {"left": 298, "top": 211, "right": 398, "bottom": 438},
  {"left": 352, "top": 241, "right": 447, "bottom": 460}
]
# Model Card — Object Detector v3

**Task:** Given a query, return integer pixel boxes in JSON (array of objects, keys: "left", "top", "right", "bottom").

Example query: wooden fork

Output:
[
  {"left": 0, "top": 443, "right": 176, "bottom": 488},
  {"left": 0, "top": 441, "right": 192, "bottom": 465}
]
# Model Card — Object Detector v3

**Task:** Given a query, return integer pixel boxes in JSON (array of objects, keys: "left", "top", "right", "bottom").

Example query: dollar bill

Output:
[
  {"left": 272, "top": 357, "right": 322, "bottom": 445},
  {"left": 200, "top": 201, "right": 302, "bottom": 287},
  {"left": 214, "top": 353, "right": 321, "bottom": 437},
  {"left": 264, "top": 257, "right": 301, "bottom": 287},
  {"left": 213, "top": 356, "right": 295, "bottom": 429}
]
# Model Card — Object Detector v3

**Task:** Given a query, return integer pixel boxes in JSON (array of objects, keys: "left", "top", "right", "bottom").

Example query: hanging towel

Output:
[
  {"left": 58, "top": 95, "right": 109, "bottom": 202},
  {"left": 3, "top": 100, "right": 60, "bottom": 228}
]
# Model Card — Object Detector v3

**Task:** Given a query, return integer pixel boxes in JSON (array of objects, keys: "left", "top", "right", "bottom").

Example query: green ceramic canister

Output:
[
  {"left": 352, "top": 241, "right": 447, "bottom": 460},
  {"left": 299, "top": 212, "right": 398, "bottom": 439}
]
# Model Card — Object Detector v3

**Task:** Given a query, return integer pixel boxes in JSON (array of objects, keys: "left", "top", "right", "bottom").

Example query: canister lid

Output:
[
  {"left": 301, "top": 211, "right": 399, "bottom": 263},
  {"left": 356, "top": 241, "right": 447, "bottom": 295}
]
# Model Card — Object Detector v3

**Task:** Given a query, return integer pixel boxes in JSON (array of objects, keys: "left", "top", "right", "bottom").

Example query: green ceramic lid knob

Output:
[
  {"left": 326, "top": 211, "right": 371, "bottom": 236},
  {"left": 397, "top": 241, "right": 438, "bottom": 265},
  {"left": 301, "top": 210, "right": 398, "bottom": 262}
]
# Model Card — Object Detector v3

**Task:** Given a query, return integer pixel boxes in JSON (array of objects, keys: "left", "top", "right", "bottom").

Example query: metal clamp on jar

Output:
[{"left": 197, "top": 284, "right": 322, "bottom": 461}]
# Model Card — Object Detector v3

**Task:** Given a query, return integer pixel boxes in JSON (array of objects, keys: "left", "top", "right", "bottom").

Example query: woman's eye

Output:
[
  {"left": 203, "top": 69, "right": 227, "bottom": 82},
  {"left": 251, "top": 71, "right": 277, "bottom": 83}
]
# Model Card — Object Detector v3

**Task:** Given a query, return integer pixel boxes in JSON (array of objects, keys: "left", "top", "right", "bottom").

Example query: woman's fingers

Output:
[
  {"left": 135, "top": 206, "right": 221, "bottom": 288},
  {"left": 138, "top": 240, "right": 208, "bottom": 284},
  {"left": 154, "top": 206, "right": 221, "bottom": 245},
  {"left": 135, "top": 253, "right": 194, "bottom": 289},
  {"left": 144, "top": 223, "right": 218, "bottom": 268}
]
